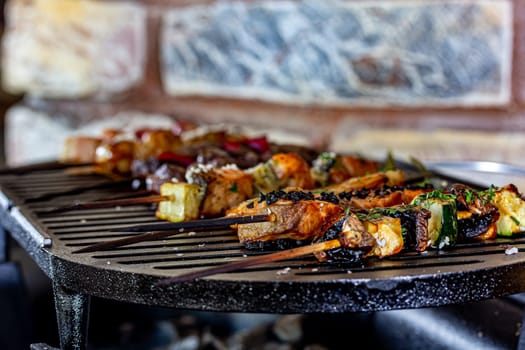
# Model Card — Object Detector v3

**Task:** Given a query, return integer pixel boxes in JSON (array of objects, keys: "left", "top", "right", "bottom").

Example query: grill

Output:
[{"left": 3, "top": 169, "right": 525, "bottom": 349}]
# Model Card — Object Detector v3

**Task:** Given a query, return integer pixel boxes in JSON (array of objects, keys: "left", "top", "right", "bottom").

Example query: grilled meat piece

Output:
[
  {"left": 311, "top": 152, "right": 381, "bottom": 187},
  {"left": 228, "top": 198, "right": 344, "bottom": 244},
  {"left": 187, "top": 164, "right": 255, "bottom": 218},
  {"left": 95, "top": 139, "right": 136, "bottom": 175},
  {"left": 270, "top": 153, "right": 316, "bottom": 190},
  {"left": 313, "top": 213, "right": 376, "bottom": 262},
  {"left": 322, "top": 169, "right": 405, "bottom": 193},
  {"left": 145, "top": 163, "right": 186, "bottom": 193},
  {"left": 133, "top": 129, "right": 182, "bottom": 160},
  {"left": 61, "top": 136, "right": 102, "bottom": 164}
]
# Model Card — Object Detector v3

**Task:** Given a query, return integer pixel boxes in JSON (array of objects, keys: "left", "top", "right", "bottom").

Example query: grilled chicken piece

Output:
[
  {"left": 338, "top": 185, "right": 433, "bottom": 210},
  {"left": 322, "top": 169, "right": 404, "bottom": 193},
  {"left": 228, "top": 198, "right": 344, "bottom": 244},
  {"left": 311, "top": 152, "right": 380, "bottom": 187},
  {"left": 95, "top": 139, "right": 136, "bottom": 175},
  {"left": 187, "top": 164, "right": 255, "bottom": 218},
  {"left": 491, "top": 184, "right": 525, "bottom": 236},
  {"left": 269, "top": 153, "right": 316, "bottom": 190},
  {"left": 61, "top": 136, "right": 102, "bottom": 164}
]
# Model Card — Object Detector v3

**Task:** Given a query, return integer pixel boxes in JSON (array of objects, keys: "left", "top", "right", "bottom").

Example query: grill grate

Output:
[{"left": 3, "top": 170, "right": 525, "bottom": 313}]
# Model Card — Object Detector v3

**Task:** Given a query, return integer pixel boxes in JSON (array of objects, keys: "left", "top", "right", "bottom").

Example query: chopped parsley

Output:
[{"left": 229, "top": 183, "right": 238, "bottom": 192}]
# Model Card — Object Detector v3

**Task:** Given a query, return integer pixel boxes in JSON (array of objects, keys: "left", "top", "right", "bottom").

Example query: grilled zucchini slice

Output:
[
  {"left": 247, "top": 162, "right": 280, "bottom": 194},
  {"left": 412, "top": 191, "right": 458, "bottom": 249}
]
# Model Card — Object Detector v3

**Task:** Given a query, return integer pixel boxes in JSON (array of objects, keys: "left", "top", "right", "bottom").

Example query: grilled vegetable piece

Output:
[
  {"left": 186, "top": 164, "right": 255, "bottom": 218},
  {"left": 491, "top": 184, "right": 525, "bottom": 236},
  {"left": 247, "top": 161, "right": 280, "bottom": 194},
  {"left": 362, "top": 216, "right": 404, "bottom": 258},
  {"left": 412, "top": 191, "right": 458, "bottom": 249},
  {"left": 448, "top": 183, "right": 499, "bottom": 240},
  {"left": 155, "top": 182, "right": 205, "bottom": 222},
  {"left": 365, "top": 205, "right": 431, "bottom": 252}
]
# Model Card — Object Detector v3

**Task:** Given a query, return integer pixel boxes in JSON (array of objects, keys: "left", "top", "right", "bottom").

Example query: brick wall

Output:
[{"left": 2, "top": 0, "right": 525, "bottom": 175}]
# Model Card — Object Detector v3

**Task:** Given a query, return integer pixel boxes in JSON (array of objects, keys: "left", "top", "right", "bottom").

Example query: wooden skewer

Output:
[
  {"left": 25, "top": 178, "right": 135, "bottom": 203},
  {"left": 72, "top": 214, "right": 273, "bottom": 254},
  {"left": 155, "top": 238, "right": 342, "bottom": 285},
  {"left": 42, "top": 194, "right": 170, "bottom": 214},
  {"left": 0, "top": 160, "right": 95, "bottom": 175}
]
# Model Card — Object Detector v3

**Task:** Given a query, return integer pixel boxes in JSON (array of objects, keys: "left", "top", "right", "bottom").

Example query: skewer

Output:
[
  {"left": 155, "top": 238, "right": 342, "bottom": 285},
  {"left": 0, "top": 160, "right": 95, "bottom": 175},
  {"left": 71, "top": 214, "right": 273, "bottom": 253},
  {"left": 42, "top": 194, "right": 169, "bottom": 214},
  {"left": 25, "top": 178, "right": 135, "bottom": 203}
]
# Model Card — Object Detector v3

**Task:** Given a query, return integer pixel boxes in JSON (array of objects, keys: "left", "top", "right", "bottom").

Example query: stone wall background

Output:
[{"left": 1, "top": 0, "right": 524, "bottom": 185}]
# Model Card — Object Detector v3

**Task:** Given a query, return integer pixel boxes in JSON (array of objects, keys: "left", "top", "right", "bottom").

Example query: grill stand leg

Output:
[{"left": 53, "top": 282, "right": 91, "bottom": 350}]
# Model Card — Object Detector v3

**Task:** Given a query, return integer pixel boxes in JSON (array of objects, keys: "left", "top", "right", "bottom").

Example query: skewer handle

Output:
[{"left": 155, "top": 238, "right": 342, "bottom": 284}]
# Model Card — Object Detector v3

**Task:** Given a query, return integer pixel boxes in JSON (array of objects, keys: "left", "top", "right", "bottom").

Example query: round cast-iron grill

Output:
[{"left": 2, "top": 169, "right": 525, "bottom": 313}]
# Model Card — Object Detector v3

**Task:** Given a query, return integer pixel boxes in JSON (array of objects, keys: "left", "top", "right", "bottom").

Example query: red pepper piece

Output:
[
  {"left": 245, "top": 136, "right": 270, "bottom": 153},
  {"left": 157, "top": 152, "right": 195, "bottom": 166},
  {"left": 223, "top": 140, "right": 242, "bottom": 153}
]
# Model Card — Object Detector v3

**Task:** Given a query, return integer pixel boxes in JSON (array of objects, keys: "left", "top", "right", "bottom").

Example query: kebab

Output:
[
  {"left": 46, "top": 150, "right": 396, "bottom": 222},
  {"left": 72, "top": 179, "right": 525, "bottom": 258},
  {"left": 153, "top": 183, "right": 525, "bottom": 283}
]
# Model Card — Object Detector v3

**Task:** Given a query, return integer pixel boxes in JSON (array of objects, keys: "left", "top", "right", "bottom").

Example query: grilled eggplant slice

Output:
[{"left": 448, "top": 183, "right": 499, "bottom": 240}]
